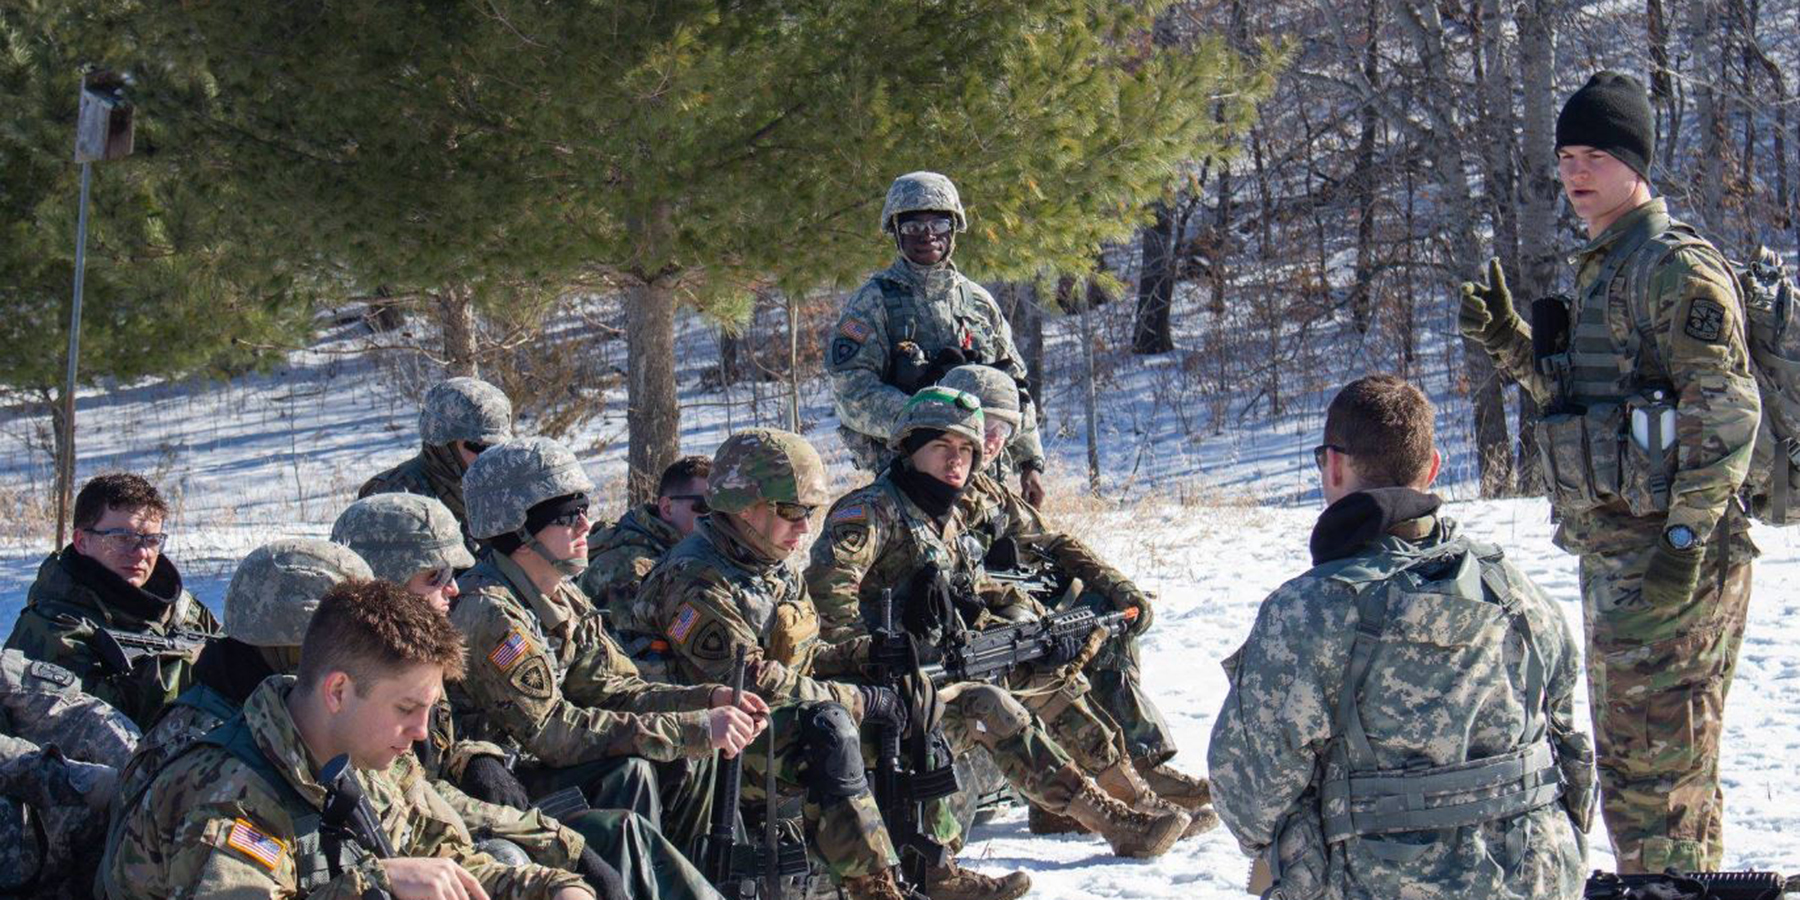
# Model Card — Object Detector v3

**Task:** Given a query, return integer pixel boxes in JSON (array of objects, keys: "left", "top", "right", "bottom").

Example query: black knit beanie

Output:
[
  {"left": 1556, "top": 71, "right": 1655, "bottom": 182},
  {"left": 899, "top": 428, "right": 948, "bottom": 458}
]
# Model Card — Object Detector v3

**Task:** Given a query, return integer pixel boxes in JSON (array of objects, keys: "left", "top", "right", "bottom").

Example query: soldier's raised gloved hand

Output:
[
  {"left": 856, "top": 684, "right": 909, "bottom": 732},
  {"left": 1641, "top": 537, "right": 1704, "bottom": 607},
  {"left": 1458, "top": 257, "right": 1525, "bottom": 348}
]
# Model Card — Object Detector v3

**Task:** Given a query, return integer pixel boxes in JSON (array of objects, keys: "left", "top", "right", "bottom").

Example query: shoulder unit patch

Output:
[{"left": 1683, "top": 297, "right": 1726, "bottom": 343}]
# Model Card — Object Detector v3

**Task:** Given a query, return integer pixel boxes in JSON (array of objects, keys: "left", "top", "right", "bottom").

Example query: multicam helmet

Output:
[
  {"left": 888, "top": 386, "right": 986, "bottom": 468},
  {"left": 224, "top": 539, "right": 373, "bottom": 648},
  {"left": 462, "top": 437, "right": 594, "bottom": 540},
  {"left": 330, "top": 493, "right": 476, "bottom": 582},
  {"left": 420, "top": 377, "right": 514, "bottom": 447},
  {"left": 707, "top": 429, "right": 830, "bottom": 515},
  {"left": 879, "top": 171, "right": 968, "bottom": 235},
  {"left": 938, "top": 365, "right": 1020, "bottom": 426}
]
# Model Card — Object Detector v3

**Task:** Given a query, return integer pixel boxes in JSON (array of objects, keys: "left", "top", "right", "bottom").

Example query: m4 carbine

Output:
[
  {"left": 319, "top": 753, "right": 396, "bottom": 898},
  {"left": 921, "top": 604, "right": 1138, "bottom": 686},
  {"left": 90, "top": 626, "right": 208, "bottom": 677}
]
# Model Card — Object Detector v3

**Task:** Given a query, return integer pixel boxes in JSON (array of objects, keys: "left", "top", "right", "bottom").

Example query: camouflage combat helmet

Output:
[
  {"left": 225, "top": 539, "right": 373, "bottom": 648},
  {"left": 889, "top": 386, "right": 986, "bottom": 468},
  {"left": 939, "top": 365, "right": 1020, "bottom": 426},
  {"left": 462, "top": 437, "right": 594, "bottom": 541},
  {"left": 330, "top": 493, "right": 476, "bottom": 582},
  {"left": 880, "top": 171, "right": 968, "bottom": 234},
  {"left": 708, "top": 429, "right": 830, "bottom": 515},
  {"left": 420, "top": 376, "right": 514, "bottom": 447}
]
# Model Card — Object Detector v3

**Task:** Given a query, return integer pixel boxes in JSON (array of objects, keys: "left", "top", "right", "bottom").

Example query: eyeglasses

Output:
[
  {"left": 984, "top": 421, "right": 1016, "bottom": 443},
  {"left": 896, "top": 217, "right": 954, "bottom": 238},
  {"left": 773, "top": 502, "right": 817, "bottom": 523},
  {"left": 419, "top": 567, "right": 456, "bottom": 590},
  {"left": 667, "top": 494, "right": 711, "bottom": 515},
  {"left": 463, "top": 440, "right": 492, "bottom": 455},
  {"left": 1312, "top": 444, "right": 1346, "bottom": 470},
  {"left": 547, "top": 505, "right": 591, "bottom": 529},
  {"left": 81, "top": 528, "right": 168, "bottom": 553}
]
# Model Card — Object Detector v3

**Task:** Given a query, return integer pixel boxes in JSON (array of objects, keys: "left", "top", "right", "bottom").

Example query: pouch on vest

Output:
[
  {"left": 1621, "top": 386, "right": 1677, "bottom": 517},
  {"left": 767, "top": 602, "right": 819, "bottom": 667},
  {"left": 1536, "top": 403, "right": 1625, "bottom": 513},
  {"left": 1260, "top": 802, "right": 1330, "bottom": 900}
]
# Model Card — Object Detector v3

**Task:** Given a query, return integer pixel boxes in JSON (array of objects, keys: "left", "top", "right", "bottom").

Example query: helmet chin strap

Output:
[{"left": 519, "top": 530, "right": 587, "bottom": 578}]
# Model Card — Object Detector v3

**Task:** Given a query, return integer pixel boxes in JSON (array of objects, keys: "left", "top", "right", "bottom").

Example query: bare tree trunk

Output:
[
  {"left": 1692, "top": 0, "right": 1728, "bottom": 230},
  {"left": 1079, "top": 289, "right": 1101, "bottom": 495},
  {"left": 435, "top": 284, "right": 479, "bottom": 378},
  {"left": 786, "top": 292, "right": 801, "bottom": 432},
  {"left": 625, "top": 200, "right": 680, "bottom": 504},
  {"left": 1648, "top": 0, "right": 1676, "bottom": 165},
  {"left": 1132, "top": 201, "right": 1177, "bottom": 353},
  {"left": 1514, "top": 0, "right": 1559, "bottom": 495},
  {"left": 997, "top": 281, "right": 1045, "bottom": 404},
  {"left": 1350, "top": 0, "right": 1380, "bottom": 334}
]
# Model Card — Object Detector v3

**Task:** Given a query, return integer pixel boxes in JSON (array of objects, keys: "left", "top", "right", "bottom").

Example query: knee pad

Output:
[
  {"left": 799, "top": 702, "right": 867, "bottom": 803},
  {"left": 959, "top": 684, "right": 1030, "bottom": 742}
]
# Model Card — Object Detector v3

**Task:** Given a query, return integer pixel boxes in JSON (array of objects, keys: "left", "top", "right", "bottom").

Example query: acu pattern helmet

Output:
[
  {"left": 708, "top": 428, "right": 830, "bottom": 515},
  {"left": 462, "top": 437, "right": 594, "bottom": 541},
  {"left": 938, "top": 365, "right": 1020, "bottom": 426},
  {"left": 331, "top": 493, "right": 476, "bottom": 582},
  {"left": 225, "top": 539, "right": 373, "bottom": 648},
  {"left": 420, "top": 377, "right": 514, "bottom": 447},
  {"left": 880, "top": 171, "right": 968, "bottom": 234},
  {"left": 889, "top": 386, "right": 986, "bottom": 469}
]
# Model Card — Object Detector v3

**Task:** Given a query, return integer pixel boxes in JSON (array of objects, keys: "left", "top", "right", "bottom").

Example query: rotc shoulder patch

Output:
[
  {"left": 223, "top": 817, "right": 287, "bottom": 872},
  {"left": 831, "top": 337, "right": 859, "bottom": 367},
  {"left": 1684, "top": 298, "right": 1726, "bottom": 342},
  {"left": 691, "top": 621, "right": 732, "bottom": 662},
  {"left": 669, "top": 604, "right": 701, "bottom": 644},
  {"left": 832, "top": 523, "right": 869, "bottom": 555},
  {"left": 838, "top": 318, "right": 873, "bottom": 342},
  {"left": 487, "top": 630, "right": 531, "bottom": 673},
  {"left": 510, "top": 656, "right": 555, "bottom": 700}
]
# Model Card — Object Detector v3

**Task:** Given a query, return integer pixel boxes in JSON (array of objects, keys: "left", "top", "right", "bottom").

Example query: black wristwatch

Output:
[{"left": 1663, "top": 524, "right": 1697, "bottom": 551}]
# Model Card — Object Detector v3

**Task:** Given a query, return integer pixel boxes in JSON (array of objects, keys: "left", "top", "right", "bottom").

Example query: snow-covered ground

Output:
[{"left": 3, "top": 299, "right": 1798, "bottom": 896}]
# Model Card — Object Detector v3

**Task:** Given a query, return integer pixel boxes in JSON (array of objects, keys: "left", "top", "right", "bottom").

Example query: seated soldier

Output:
[
  {"left": 361, "top": 375, "right": 515, "bottom": 554},
  {"left": 448, "top": 437, "right": 766, "bottom": 857},
  {"left": 7, "top": 473, "right": 219, "bottom": 728},
  {"left": 936, "top": 364, "right": 1215, "bottom": 827},
  {"left": 334, "top": 494, "right": 715, "bottom": 900},
  {"left": 1210, "top": 375, "right": 1591, "bottom": 899},
  {"left": 640, "top": 426, "right": 1048, "bottom": 900},
  {"left": 1, "top": 649, "right": 140, "bottom": 899},
  {"left": 806, "top": 387, "right": 1200, "bottom": 848},
  {"left": 105, "top": 580, "right": 596, "bottom": 899},
  {"left": 583, "top": 454, "right": 710, "bottom": 648}
]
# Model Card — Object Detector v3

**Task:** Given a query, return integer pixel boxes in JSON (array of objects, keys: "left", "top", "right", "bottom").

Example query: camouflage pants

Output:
[
  {"left": 0, "top": 749, "right": 112, "bottom": 899},
  {"left": 561, "top": 808, "right": 722, "bottom": 900},
  {"left": 1064, "top": 590, "right": 1177, "bottom": 763},
  {"left": 521, "top": 754, "right": 717, "bottom": 860},
  {"left": 1007, "top": 661, "right": 1125, "bottom": 776},
  {"left": 1581, "top": 538, "right": 1752, "bottom": 873},
  {"left": 938, "top": 681, "right": 1077, "bottom": 811},
  {"left": 738, "top": 702, "right": 899, "bottom": 880}
]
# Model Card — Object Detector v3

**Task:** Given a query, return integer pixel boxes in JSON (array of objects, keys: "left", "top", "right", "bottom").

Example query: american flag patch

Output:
[
  {"left": 669, "top": 604, "right": 701, "bottom": 644},
  {"left": 838, "top": 319, "right": 873, "bottom": 342},
  {"left": 225, "top": 817, "right": 286, "bottom": 872},
  {"left": 829, "top": 504, "right": 866, "bottom": 523},
  {"left": 487, "top": 630, "right": 530, "bottom": 672}
]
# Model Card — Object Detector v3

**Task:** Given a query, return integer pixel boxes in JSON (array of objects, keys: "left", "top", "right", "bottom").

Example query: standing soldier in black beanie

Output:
[{"left": 1459, "top": 70, "right": 1762, "bottom": 873}]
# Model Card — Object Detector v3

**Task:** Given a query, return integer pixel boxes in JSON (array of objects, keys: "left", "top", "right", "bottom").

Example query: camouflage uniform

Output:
[
  {"left": 580, "top": 503, "right": 682, "bottom": 641},
  {"left": 1209, "top": 498, "right": 1590, "bottom": 900},
  {"left": 6, "top": 547, "right": 220, "bottom": 728},
  {"left": 361, "top": 375, "right": 516, "bottom": 555},
  {"left": 104, "top": 675, "right": 591, "bottom": 900},
  {"left": 1468, "top": 197, "right": 1760, "bottom": 871},
  {"left": 0, "top": 650, "right": 140, "bottom": 899},
  {"left": 827, "top": 172, "right": 1044, "bottom": 475}
]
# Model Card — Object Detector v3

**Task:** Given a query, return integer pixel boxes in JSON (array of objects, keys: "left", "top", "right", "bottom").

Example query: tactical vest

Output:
[
  {"left": 872, "top": 274, "right": 995, "bottom": 363},
  {"left": 171, "top": 682, "right": 239, "bottom": 724},
  {"left": 1537, "top": 213, "right": 1722, "bottom": 518},
  {"left": 196, "top": 715, "right": 370, "bottom": 892},
  {"left": 1262, "top": 537, "right": 1569, "bottom": 898}
]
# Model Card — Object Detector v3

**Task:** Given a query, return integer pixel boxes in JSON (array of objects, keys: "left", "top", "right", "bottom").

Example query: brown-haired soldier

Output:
[
  {"left": 106, "top": 580, "right": 594, "bottom": 900},
  {"left": 582, "top": 454, "right": 712, "bottom": 642},
  {"left": 1209, "top": 375, "right": 1592, "bottom": 900},
  {"left": 7, "top": 473, "right": 219, "bottom": 727}
]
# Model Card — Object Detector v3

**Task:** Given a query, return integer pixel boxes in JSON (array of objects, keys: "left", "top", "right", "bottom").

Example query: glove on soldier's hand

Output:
[
  {"left": 857, "top": 684, "right": 909, "bottom": 732},
  {"left": 1045, "top": 631, "right": 1086, "bottom": 666},
  {"left": 1641, "top": 539, "right": 1704, "bottom": 607},
  {"left": 1458, "top": 258, "right": 1525, "bottom": 348},
  {"left": 576, "top": 846, "right": 629, "bottom": 900},
  {"left": 461, "top": 754, "right": 531, "bottom": 810}
]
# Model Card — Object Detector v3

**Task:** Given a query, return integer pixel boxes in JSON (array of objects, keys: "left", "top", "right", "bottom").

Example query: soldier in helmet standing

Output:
[
  {"left": 362, "top": 375, "right": 516, "bottom": 553},
  {"left": 447, "top": 438, "right": 767, "bottom": 857},
  {"left": 828, "top": 171, "right": 1049, "bottom": 506}
]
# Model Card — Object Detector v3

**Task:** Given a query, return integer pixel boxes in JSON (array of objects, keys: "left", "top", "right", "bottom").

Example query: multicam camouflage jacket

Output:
[{"left": 579, "top": 503, "right": 681, "bottom": 638}]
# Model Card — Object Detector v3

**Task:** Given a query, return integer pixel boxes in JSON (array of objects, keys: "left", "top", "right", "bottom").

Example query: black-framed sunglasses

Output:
[
  {"left": 81, "top": 527, "right": 168, "bottom": 553},
  {"left": 419, "top": 566, "right": 456, "bottom": 590},
  {"left": 547, "top": 505, "right": 592, "bottom": 529},
  {"left": 773, "top": 502, "right": 817, "bottom": 523},
  {"left": 667, "top": 494, "right": 711, "bottom": 515},
  {"left": 1312, "top": 444, "right": 1346, "bottom": 470},
  {"left": 896, "top": 217, "right": 954, "bottom": 238},
  {"left": 463, "top": 440, "right": 492, "bottom": 455}
]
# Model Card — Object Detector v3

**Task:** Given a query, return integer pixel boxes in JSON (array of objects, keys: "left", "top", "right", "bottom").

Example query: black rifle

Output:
[
  {"left": 1532, "top": 295, "right": 1576, "bottom": 414},
  {"left": 867, "top": 588, "right": 959, "bottom": 893},
  {"left": 318, "top": 753, "right": 396, "bottom": 898},
  {"left": 698, "top": 647, "right": 806, "bottom": 899},
  {"left": 922, "top": 604, "right": 1138, "bottom": 686},
  {"left": 90, "top": 626, "right": 208, "bottom": 677},
  {"left": 1585, "top": 869, "right": 1796, "bottom": 899}
]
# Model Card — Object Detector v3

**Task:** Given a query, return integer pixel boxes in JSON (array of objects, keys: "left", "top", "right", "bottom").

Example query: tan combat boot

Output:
[
  {"left": 924, "top": 857, "right": 1032, "bottom": 900},
  {"left": 1027, "top": 802, "right": 1088, "bottom": 835},
  {"left": 1097, "top": 758, "right": 1216, "bottom": 838},
  {"left": 1052, "top": 763, "right": 1189, "bottom": 858},
  {"left": 1132, "top": 757, "right": 1222, "bottom": 835},
  {"left": 842, "top": 867, "right": 908, "bottom": 900}
]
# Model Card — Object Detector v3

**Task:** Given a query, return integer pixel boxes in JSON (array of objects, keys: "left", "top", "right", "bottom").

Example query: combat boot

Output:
[
  {"left": 1132, "top": 757, "right": 1222, "bottom": 835},
  {"left": 1096, "top": 758, "right": 1215, "bottom": 838},
  {"left": 924, "top": 857, "right": 1031, "bottom": 900},
  {"left": 841, "top": 867, "right": 908, "bottom": 900},
  {"left": 1051, "top": 763, "right": 1188, "bottom": 858},
  {"left": 1026, "top": 803, "right": 1088, "bottom": 835}
]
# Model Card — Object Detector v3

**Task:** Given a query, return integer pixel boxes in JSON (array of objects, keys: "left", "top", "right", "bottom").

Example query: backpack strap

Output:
[
  {"left": 196, "top": 715, "right": 361, "bottom": 888},
  {"left": 873, "top": 275, "right": 917, "bottom": 344}
]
